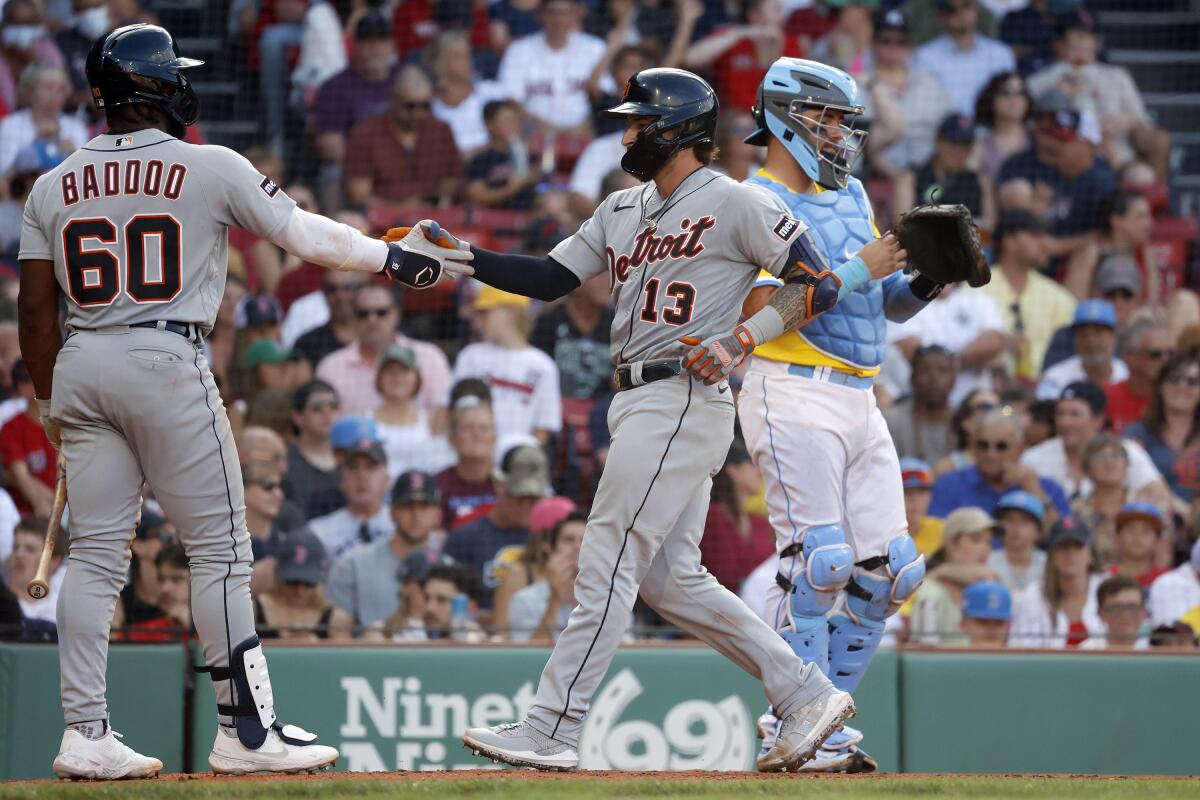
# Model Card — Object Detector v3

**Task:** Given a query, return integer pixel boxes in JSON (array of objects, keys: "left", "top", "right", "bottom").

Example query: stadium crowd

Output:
[{"left": 0, "top": 0, "right": 1198, "bottom": 650}]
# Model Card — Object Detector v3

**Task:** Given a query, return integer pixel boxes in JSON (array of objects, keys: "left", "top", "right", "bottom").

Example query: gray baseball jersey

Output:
[
  {"left": 18, "top": 129, "right": 295, "bottom": 732},
  {"left": 19, "top": 129, "right": 295, "bottom": 334},
  {"left": 549, "top": 167, "right": 807, "bottom": 364},
  {"left": 517, "top": 165, "right": 835, "bottom": 749}
]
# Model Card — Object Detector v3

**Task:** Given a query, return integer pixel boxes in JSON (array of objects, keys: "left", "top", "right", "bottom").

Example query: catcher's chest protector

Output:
[{"left": 749, "top": 176, "right": 887, "bottom": 368}]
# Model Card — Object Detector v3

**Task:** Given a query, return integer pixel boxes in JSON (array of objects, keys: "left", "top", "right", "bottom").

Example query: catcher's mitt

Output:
[{"left": 894, "top": 204, "right": 989, "bottom": 288}]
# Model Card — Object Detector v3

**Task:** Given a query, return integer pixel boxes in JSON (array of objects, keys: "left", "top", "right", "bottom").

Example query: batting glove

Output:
[
  {"left": 679, "top": 325, "right": 757, "bottom": 385},
  {"left": 380, "top": 221, "right": 475, "bottom": 288}
]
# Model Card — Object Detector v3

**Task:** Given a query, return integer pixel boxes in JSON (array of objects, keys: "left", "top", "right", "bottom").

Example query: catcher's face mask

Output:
[{"left": 790, "top": 102, "right": 868, "bottom": 190}]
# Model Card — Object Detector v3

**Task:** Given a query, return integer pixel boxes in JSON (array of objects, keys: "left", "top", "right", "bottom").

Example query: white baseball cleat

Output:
[
  {"left": 462, "top": 721, "right": 579, "bottom": 771},
  {"left": 756, "top": 688, "right": 856, "bottom": 773},
  {"left": 208, "top": 725, "right": 339, "bottom": 775},
  {"left": 53, "top": 728, "right": 163, "bottom": 780}
]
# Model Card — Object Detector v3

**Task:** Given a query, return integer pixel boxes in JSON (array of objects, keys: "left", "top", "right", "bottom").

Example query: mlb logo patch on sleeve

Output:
[
  {"left": 260, "top": 177, "right": 280, "bottom": 198},
  {"left": 773, "top": 216, "right": 801, "bottom": 241}
]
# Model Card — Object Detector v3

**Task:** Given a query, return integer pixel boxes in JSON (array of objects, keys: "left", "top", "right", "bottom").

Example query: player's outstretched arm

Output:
[{"left": 681, "top": 234, "right": 907, "bottom": 384}]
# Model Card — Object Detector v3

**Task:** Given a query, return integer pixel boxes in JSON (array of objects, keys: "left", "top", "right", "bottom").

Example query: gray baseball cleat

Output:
[
  {"left": 756, "top": 687, "right": 856, "bottom": 773},
  {"left": 462, "top": 721, "right": 579, "bottom": 771}
]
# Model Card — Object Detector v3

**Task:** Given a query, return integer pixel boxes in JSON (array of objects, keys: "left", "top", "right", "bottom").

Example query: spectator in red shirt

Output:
[
  {"left": 0, "top": 360, "right": 56, "bottom": 516},
  {"left": 699, "top": 441, "right": 775, "bottom": 593},
  {"left": 1108, "top": 502, "right": 1169, "bottom": 589},
  {"left": 344, "top": 65, "right": 463, "bottom": 209},
  {"left": 1107, "top": 318, "right": 1172, "bottom": 434},
  {"left": 436, "top": 395, "right": 498, "bottom": 530},
  {"left": 684, "top": 0, "right": 805, "bottom": 112}
]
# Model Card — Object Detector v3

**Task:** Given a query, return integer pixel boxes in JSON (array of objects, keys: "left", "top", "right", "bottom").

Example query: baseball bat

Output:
[{"left": 27, "top": 461, "right": 67, "bottom": 600}]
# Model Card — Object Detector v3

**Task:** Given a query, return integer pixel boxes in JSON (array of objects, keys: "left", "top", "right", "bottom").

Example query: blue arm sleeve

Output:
[
  {"left": 469, "top": 247, "right": 582, "bottom": 302},
  {"left": 881, "top": 272, "right": 932, "bottom": 324}
]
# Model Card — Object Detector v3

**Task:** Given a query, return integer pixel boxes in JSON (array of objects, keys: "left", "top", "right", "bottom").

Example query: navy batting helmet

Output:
[
  {"left": 86, "top": 24, "right": 203, "bottom": 138},
  {"left": 607, "top": 68, "right": 718, "bottom": 182}
]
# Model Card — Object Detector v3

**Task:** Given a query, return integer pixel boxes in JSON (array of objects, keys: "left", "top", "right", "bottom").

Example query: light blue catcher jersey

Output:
[{"left": 747, "top": 170, "right": 896, "bottom": 374}]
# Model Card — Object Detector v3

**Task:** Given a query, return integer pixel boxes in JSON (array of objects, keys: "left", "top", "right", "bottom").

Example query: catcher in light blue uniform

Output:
[{"left": 736, "top": 59, "right": 944, "bottom": 772}]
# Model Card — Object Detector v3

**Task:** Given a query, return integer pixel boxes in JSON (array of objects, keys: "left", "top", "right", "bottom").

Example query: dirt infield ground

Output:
[{"left": 3, "top": 771, "right": 1198, "bottom": 799}]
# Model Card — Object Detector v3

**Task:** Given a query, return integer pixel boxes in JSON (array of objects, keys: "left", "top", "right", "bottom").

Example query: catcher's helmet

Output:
[
  {"left": 747, "top": 58, "right": 866, "bottom": 190},
  {"left": 607, "top": 68, "right": 718, "bottom": 182},
  {"left": 86, "top": 24, "right": 203, "bottom": 138}
]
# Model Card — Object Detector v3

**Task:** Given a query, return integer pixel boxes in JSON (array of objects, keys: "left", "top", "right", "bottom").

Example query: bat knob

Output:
[{"left": 27, "top": 580, "right": 48, "bottom": 600}]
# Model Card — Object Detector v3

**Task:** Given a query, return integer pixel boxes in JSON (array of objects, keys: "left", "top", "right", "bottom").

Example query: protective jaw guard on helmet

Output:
[
  {"left": 86, "top": 23, "right": 203, "bottom": 138},
  {"left": 607, "top": 68, "right": 719, "bottom": 181},
  {"left": 747, "top": 58, "right": 868, "bottom": 190}
]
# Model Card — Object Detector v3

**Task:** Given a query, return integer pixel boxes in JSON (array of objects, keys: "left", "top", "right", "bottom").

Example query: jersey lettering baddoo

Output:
[
  {"left": 18, "top": 129, "right": 296, "bottom": 334},
  {"left": 548, "top": 167, "right": 802, "bottom": 364}
]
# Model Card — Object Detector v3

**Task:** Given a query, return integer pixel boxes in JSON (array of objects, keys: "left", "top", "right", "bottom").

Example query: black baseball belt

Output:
[{"left": 613, "top": 358, "right": 683, "bottom": 391}]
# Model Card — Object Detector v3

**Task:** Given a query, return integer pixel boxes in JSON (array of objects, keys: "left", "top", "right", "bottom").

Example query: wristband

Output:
[
  {"left": 739, "top": 305, "right": 785, "bottom": 350},
  {"left": 833, "top": 256, "right": 870, "bottom": 300},
  {"left": 35, "top": 397, "right": 51, "bottom": 419},
  {"left": 909, "top": 272, "right": 944, "bottom": 302}
]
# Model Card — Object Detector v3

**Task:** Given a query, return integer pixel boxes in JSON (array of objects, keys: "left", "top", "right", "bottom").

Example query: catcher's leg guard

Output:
[
  {"left": 828, "top": 535, "right": 924, "bottom": 693},
  {"left": 777, "top": 524, "right": 854, "bottom": 672}
]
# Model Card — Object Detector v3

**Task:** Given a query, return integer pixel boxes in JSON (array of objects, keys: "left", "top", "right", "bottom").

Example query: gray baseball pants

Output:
[
  {"left": 525, "top": 373, "right": 831, "bottom": 746},
  {"left": 51, "top": 327, "right": 254, "bottom": 726}
]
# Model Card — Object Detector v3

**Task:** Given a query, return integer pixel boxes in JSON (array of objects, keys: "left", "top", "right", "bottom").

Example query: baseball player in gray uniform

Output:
[
  {"left": 17, "top": 25, "right": 471, "bottom": 780},
  {"left": 455, "top": 69, "right": 905, "bottom": 772}
]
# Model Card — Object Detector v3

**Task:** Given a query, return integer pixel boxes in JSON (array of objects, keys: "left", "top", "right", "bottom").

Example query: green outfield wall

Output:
[{"left": 1, "top": 643, "right": 1194, "bottom": 779}]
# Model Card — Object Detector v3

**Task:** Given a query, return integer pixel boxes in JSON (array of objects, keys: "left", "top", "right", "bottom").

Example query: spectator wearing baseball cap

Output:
[
  {"left": 1009, "top": 516, "right": 1105, "bottom": 648},
  {"left": 988, "top": 489, "right": 1047, "bottom": 594},
  {"left": 895, "top": 113, "right": 989, "bottom": 224},
  {"left": 326, "top": 470, "right": 445, "bottom": 632},
  {"left": 865, "top": 8, "right": 955, "bottom": 175},
  {"left": 1036, "top": 300, "right": 1127, "bottom": 402},
  {"left": 997, "top": 89, "right": 1117, "bottom": 243},
  {"left": 1081, "top": 574, "right": 1149, "bottom": 650},
  {"left": 371, "top": 345, "right": 455, "bottom": 482},
  {"left": 1125, "top": 352, "right": 1200, "bottom": 502},
  {"left": 1102, "top": 316, "right": 1172, "bottom": 435},
  {"left": 900, "top": 458, "right": 945, "bottom": 557},
  {"left": 910, "top": 506, "right": 998, "bottom": 646},
  {"left": 1147, "top": 538, "right": 1200, "bottom": 629},
  {"left": 1027, "top": 8, "right": 1171, "bottom": 178},
  {"left": 978, "top": 209, "right": 1076, "bottom": 380},
  {"left": 1109, "top": 502, "right": 1169, "bottom": 589},
  {"left": 255, "top": 529, "right": 353, "bottom": 641},
  {"left": 310, "top": 13, "right": 399, "bottom": 185},
  {"left": 453, "top": 286, "right": 562, "bottom": 445},
  {"left": 959, "top": 580, "right": 1012, "bottom": 648},
  {"left": 307, "top": 418, "right": 395, "bottom": 560},
  {"left": 491, "top": 494, "right": 578, "bottom": 638},
  {"left": 442, "top": 444, "right": 550, "bottom": 611},
  {"left": 1020, "top": 381, "right": 1169, "bottom": 501}
]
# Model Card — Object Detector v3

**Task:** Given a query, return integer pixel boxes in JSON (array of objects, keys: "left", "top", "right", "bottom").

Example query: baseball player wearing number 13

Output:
[
  {"left": 736, "top": 59, "right": 945, "bottom": 773},
  {"left": 17, "top": 25, "right": 471, "bottom": 780},
  {"left": 444, "top": 68, "right": 905, "bottom": 773}
]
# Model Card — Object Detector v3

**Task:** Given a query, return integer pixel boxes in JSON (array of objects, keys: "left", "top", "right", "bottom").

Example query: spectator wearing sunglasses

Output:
[
  {"left": 344, "top": 64, "right": 462, "bottom": 208},
  {"left": 933, "top": 389, "right": 999, "bottom": 476},
  {"left": 1021, "top": 382, "right": 1169, "bottom": 505},
  {"left": 285, "top": 381, "right": 345, "bottom": 521},
  {"left": 1102, "top": 318, "right": 1173, "bottom": 435},
  {"left": 316, "top": 284, "right": 451, "bottom": 417},
  {"left": 1125, "top": 354, "right": 1200, "bottom": 501},
  {"left": 1036, "top": 300, "right": 1127, "bottom": 402},
  {"left": 930, "top": 408, "right": 1069, "bottom": 520},
  {"left": 243, "top": 458, "right": 291, "bottom": 595},
  {"left": 290, "top": 271, "right": 368, "bottom": 368}
]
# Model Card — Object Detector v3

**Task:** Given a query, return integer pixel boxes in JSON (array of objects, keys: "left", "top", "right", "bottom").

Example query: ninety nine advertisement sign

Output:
[{"left": 192, "top": 646, "right": 764, "bottom": 772}]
